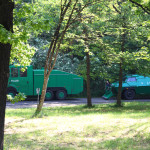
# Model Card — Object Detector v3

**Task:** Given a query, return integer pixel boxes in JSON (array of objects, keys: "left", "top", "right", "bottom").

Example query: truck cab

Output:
[{"left": 8, "top": 65, "right": 34, "bottom": 97}]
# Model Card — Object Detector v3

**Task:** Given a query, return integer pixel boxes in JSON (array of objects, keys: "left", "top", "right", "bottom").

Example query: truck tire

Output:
[
  {"left": 7, "top": 88, "right": 17, "bottom": 98},
  {"left": 56, "top": 90, "right": 67, "bottom": 100},
  {"left": 45, "top": 90, "right": 54, "bottom": 100},
  {"left": 123, "top": 89, "right": 135, "bottom": 100}
]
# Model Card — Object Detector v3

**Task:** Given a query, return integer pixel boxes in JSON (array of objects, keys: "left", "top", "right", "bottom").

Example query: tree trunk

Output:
[
  {"left": 116, "top": 63, "right": 123, "bottom": 106},
  {"left": 86, "top": 52, "right": 92, "bottom": 107},
  {"left": 34, "top": 0, "right": 79, "bottom": 115},
  {"left": 0, "top": 1, "right": 14, "bottom": 149},
  {"left": 0, "top": 44, "right": 11, "bottom": 150},
  {"left": 116, "top": 18, "right": 126, "bottom": 107},
  {"left": 35, "top": 74, "right": 49, "bottom": 113}
]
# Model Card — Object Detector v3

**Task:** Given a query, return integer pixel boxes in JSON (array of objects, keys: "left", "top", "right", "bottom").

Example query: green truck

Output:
[
  {"left": 103, "top": 74, "right": 150, "bottom": 100},
  {"left": 7, "top": 65, "right": 83, "bottom": 100}
]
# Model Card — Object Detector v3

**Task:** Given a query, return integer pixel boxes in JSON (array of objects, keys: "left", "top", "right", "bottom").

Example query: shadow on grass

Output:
[
  {"left": 6, "top": 102, "right": 150, "bottom": 119},
  {"left": 40, "top": 102, "right": 150, "bottom": 119},
  {"left": 4, "top": 130, "right": 73, "bottom": 150},
  {"left": 99, "top": 136, "right": 150, "bottom": 150},
  {"left": 6, "top": 108, "right": 36, "bottom": 118}
]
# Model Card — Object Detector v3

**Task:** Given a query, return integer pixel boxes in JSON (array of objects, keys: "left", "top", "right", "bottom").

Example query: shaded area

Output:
[{"left": 6, "top": 102, "right": 150, "bottom": 119}]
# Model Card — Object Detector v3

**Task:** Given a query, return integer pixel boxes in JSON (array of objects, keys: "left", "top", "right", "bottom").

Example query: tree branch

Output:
[
  {"left": 128, "top": 0, "right": 150, "bottom": 14},
  {"left": 45, "top": 0, "right": 72, "bottom": 72},
  {"left": 113, "top": 5, "right": 121, "bottom": 14},
  {"left": 69, "top": 2, "right": 93, "bottom": 25},
  {"left": 50, "top": 0, "right": 79, "bottom": 71}
]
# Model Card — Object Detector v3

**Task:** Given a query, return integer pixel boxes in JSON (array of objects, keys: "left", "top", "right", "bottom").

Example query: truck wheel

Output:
[
  {"left": 45, "top": 90, "right": 54, "bottom": 100},
  {"left": 123, "top": 89, "right": 135, "bottom": 100},
  {"left": 56, "top": 90, "right": 67, "bottom": 100},
  {"left": 7, "top": 90, "right": 17, "bottom": 98}
]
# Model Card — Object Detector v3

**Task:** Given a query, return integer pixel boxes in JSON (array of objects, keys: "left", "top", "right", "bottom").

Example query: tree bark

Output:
[
  {"left": 35, "top": 75, "right": 49, "bottom": 113},
  {"left": 86, "top": 52, "right": 92, "bottom": 107},
  {"left": 116, "top": 14, "right": 126, "bottom": 106},
  {"left": 116, "top": 62, "right": 123, "bottom": 106},
  {"left": 82, "top": 23, "right": 92, "bottom": 107},
  {"left": 0, "top": 1, "right": 14, "bottom": 149}
]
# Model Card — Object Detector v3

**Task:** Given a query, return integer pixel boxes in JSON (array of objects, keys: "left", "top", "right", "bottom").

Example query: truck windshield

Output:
[
  {"left": 126, "top": 77, "right": 136, "bottom": 82},
  {"left": 11, "top": 68, "right": 18, "bottom": 77},
  {"left": 20, "top": 68, "right": 27, "bottom": 77}
]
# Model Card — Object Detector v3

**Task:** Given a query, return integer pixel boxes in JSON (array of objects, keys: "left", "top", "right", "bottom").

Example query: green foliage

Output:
[
  {"left": 7, "top": 93, "right": 26, "bottom": 104},
  {"left": 95, "top": 1, "right": 150, "bottom": 79},
  {"left": 1, "top": 0, "right": 149, "bottom": 97},
  {"left": 0, "top": 0, "right": 60, "bottom": 66},
  {"left": 0, "top": 25, "right": 12, "bottom": 44}
]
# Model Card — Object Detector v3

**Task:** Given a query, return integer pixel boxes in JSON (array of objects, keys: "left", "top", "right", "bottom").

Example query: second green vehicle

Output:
[{"left": 103, "top": 74, "right": 150, "bottom": 100}]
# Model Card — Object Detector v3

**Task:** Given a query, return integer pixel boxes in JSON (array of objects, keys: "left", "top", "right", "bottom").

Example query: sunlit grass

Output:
[{"left": 5, "top": 102, "right": 150, "bottom": 150}]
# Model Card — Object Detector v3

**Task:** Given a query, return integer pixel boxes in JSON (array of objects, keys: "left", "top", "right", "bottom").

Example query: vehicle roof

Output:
[{"left": 126, "top": 74, "right": 150, "bottom": 79}]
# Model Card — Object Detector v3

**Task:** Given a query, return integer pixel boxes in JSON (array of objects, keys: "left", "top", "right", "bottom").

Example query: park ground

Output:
[{"left": 4, "top": 101, "right": 150, "bottom": 150}]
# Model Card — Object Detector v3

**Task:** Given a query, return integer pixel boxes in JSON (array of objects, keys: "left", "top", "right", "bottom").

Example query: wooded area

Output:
[{"left": 0, "top": 0, "right": 150, "bottom": 149}]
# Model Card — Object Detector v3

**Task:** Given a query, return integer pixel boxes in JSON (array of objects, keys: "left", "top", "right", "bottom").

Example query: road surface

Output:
[{"left": 6, "top": 97, "right": 150, "bottom": 109}]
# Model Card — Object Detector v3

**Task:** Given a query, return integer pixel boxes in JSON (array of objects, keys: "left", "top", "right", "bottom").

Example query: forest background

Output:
[
  {"left": 0, "top": 0, "right": 150, "bottom": 149},
  {"left": 2, "top": 0, "right": 150, "bottom": 98},
  {"left": 15, "top": 0, "right": 150, "bottom": 98}
]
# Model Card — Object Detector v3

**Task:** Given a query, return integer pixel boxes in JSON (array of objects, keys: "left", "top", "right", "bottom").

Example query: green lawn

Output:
[{"left": 5, "top": 102, "right": 150, "bottom": 150}]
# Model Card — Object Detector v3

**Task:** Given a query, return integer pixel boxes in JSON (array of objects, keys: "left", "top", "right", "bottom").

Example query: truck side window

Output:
[
  {"left": 127, "top": 77, "right": 136, "bottom": 82},
  {"left": 11, "top": 68, "right": 18, "bottom": 77},
  {"left": 20, "top": 68, "right": 27, "bottom": 77}
]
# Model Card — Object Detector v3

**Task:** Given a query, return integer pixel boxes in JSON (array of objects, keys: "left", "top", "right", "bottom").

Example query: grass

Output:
[{"left": 4, "top": 102, "right": 150, "bottom": 150}]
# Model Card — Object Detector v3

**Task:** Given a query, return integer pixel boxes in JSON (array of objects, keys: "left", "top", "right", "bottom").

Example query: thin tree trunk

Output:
[
  {"left": 116, "top": 17, "right": 126, "bottom": 106},
  {"left": 86, "top": 52, "right": 92, "bottom": 107},
  {"left": 116, "top": 62, "right": 123, "bottom": 106},
  {"left": 0, "top": 1, "right": 14, "bottom": 149},
  {"left": 35, "top": 0, "right": 80, "bottom": 115},
  {"left": 82, "top": 23, "right": 92, "bottom": 107},
  {"left": 35, "top": 75, "right": 49, "bottom": 113},
  {"left": 35, "top": 0, "right": 93, "bottom": 115}
]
